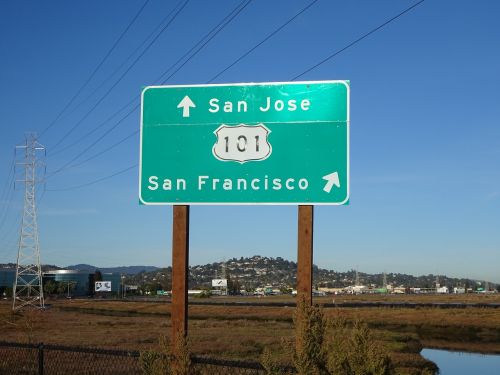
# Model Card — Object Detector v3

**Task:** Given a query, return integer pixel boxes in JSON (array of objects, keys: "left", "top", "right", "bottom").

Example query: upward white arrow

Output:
[
  {"left": 177, "top": 95, "right": 196, "bottom": 118},
  {"left": 322, "top": 172, "right": 340, "bottom": 193}
]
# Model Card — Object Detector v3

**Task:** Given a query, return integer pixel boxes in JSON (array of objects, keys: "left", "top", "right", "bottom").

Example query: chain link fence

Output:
[{"left": 0, "top": 341, "right": 290, "bottom": 375}]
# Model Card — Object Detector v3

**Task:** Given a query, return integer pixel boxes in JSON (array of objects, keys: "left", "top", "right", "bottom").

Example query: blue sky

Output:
[{"left": 0, "top": 0, "right": 499, "bottom": 282}]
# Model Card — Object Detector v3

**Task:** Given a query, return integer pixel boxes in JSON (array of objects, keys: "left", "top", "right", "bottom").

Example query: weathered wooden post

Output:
[
  {"left": 297, "top": 205, "right": 314, "bottom": 305},
  {"left": 171, "top": 205, "right": 189, "bottom": 339}
]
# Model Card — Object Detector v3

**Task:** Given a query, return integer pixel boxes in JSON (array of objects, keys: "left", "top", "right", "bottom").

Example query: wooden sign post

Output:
[
  {"left": 171, "top": 205, "right": 190, "bottom": 339},
  {"left": 297, "top": 205, "right": 314, "bottom": 305}
]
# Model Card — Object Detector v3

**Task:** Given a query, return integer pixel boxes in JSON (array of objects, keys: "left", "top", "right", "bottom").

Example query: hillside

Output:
[
  {"left": 1, "top": 256, "right": 494, "bottom": 292},
  {"left": 124, "top": 255, "right": 494, "bottom": 292},
  {"left": 66, "top": 264, "right": 159, "bottom": 274},
  {"left": 1, "top": 263, "right": 61, "bottom": 272}
]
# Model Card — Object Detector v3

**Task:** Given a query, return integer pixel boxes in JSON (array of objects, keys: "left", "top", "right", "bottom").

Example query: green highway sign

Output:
[{"left": 139, "top": 80, "right": 349, "bottom": 205}]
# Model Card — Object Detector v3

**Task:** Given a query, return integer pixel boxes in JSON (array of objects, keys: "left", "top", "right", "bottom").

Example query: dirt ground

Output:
[{"left": 1, "top": 295, "right": 499, "bottom": 374}]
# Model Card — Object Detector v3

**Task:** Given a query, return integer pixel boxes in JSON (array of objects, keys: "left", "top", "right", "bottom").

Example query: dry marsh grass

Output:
[{"left": 1, "top": 297, "right": 499, "bottom": 374}]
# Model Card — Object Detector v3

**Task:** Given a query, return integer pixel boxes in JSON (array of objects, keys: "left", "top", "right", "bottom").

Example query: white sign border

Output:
[{"left": 139, "top": 80, "right": 350, "bottom": 206}]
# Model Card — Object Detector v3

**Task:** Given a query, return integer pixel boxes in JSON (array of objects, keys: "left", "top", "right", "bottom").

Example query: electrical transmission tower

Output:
[{"left": 12, "top": 133, "right": 46, "bottom": 311}]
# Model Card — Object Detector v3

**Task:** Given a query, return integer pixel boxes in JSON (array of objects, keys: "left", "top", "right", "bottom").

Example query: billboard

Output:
[
  {"left": 211, "top": 279, "right": 227, "bottom": 287},
  {"left": 95, "top": 281, "right": 112, "bottom": 292}
]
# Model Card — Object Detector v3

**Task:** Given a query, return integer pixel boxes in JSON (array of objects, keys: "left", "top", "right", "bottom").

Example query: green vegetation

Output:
[
  {"left": 2, "top": 299, "right": 494, "bottom": 374},
  {"left": 292, "top": 298, "right": 328, "bottom": 374},
  {"left": 140, "top": 334, "right": 192, "bottom": 375},
  {"left": 43, "top": 279, "right": 77, "bottom": 296},
  {"left": 262, "top": 297, "right": 396, "bottom": 375}
]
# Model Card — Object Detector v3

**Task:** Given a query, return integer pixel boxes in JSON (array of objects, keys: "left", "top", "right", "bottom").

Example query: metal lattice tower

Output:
[{"left": 12, "top": 133, "right": 46, "bottom": 311}]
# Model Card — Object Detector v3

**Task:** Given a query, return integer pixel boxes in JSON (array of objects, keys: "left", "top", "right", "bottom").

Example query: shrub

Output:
[
  {"left": 325, "top": 315, "right": 352, "bottom": 375},
  {"left": 271, "top": 298, "right": 395, "bottom": 375},
  {"left": 139, "top": 350, "right": 163, "bottom": 375},
  {"left": 261, "top": 347, "right": 284, "bottom": 375},
  {"left": 324, "top": 317, "right": 394, "bottom": 375},
  {"left": 293, "top": 297, "right": 328, "bottom": 375},
  {"left": 139, "top": 335, "right": 174, "bottom": 375}
]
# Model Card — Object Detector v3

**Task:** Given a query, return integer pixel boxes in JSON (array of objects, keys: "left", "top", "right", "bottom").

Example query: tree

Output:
[
  {"left": 280, "top": 286, "right": 293, "bottom": 294},
  {"left": 262, "top": 299, "right": 394, "bottom": 375},
  {"left": 341, "top": 321, "right": 394, "bottom": 375},
  {"left": 293, "top": 297, "right": 327, "bottom": 374},
  {"left": 87, "top": 270, "right": 103, "bottom": 296},
  {"left": 94, "top": 270, "right": 103, "bottom": 282},
  {"left": 44, "top": 280, "right": 57, "bottom": 295},
  {"left": 56, "top": 282, "right": 67, "bottom": 295},
  {"left": 226, "top": 273, "right": 240, "bottom": 295}
]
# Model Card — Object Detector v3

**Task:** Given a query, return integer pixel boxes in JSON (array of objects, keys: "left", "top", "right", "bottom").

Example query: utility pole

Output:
[
  {"left": 221, "top": 258, "right": 227, "bottom": 296},
  {"left": 12, "top": 133, "right": 46, "bottom": 311},
  {"left": 121, "top": 274, "right": 126, "bottom": 299},
  {"left": 66, "top": 281, "right": 75, "bottom": 299}
]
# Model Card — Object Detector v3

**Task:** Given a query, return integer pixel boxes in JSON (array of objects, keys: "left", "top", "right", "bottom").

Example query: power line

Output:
[
  {"left": 0, "top": 233, "right": 20, "bottom": 264},
  {"left": 48, "top": 0, "right": 190, "bottom": 153},
  {"left": 47, "top": 0, "right": 183, "bottom": 134},
  {"left": 49, "top": 0, "right": 187, "bottom": 153},
  {"left": 292, "top": 0, "right": 425, "bottom": 80},
  {"left": 0, "top": 213, "right": 19, "bottom": 237},
  {"left": 158, "top": 0, "right": 253, "bottom": 85},
  {"left": 45, "top": 0, "right": 252, "bottom": 177},
  {"left": 46, "top": 164, "right": 138, "bottom": 192},
  {"left": 57, "top": 130, "right": 139, "bottom": 173},
  {"left": 39, "top": 0, "right": 150, "bottom": 138},
  {"left": 47, "top": 0, "right": 200, "bottom": 158},
  {"left": 37, "top": 183, "right": 47, "bottom": 206},
  {"left": 0, "top": 180, "right": 16, "bottom": 234},
  {"left": 0, "top": 158, "right": 16, "bottom": 233},
  {"left": 0, "top": 214, "right": 20, "bottom": 247},
  {"left": 49, "top": 0, "right": 314, "bottom": 177},
  {"left": 45, "top": 0, "right": 424, "bottom": 192},
  {"left": 0, "top": 156, "right": 15, "bottom": 207},
  {"left": 48, "top": 97, "right": 137, "bottom": 158},
  {"left": 46, "top": 104, "right": 139, "bottom": 178},
  {"left": 49, "top": 0, "right": 250, "bottom": 159},
  {"left": 43, "top": 0, "right": 319, "bottom": 190},
  {"left": 207, "top": 0, "right": 320, "bottom": 83}
]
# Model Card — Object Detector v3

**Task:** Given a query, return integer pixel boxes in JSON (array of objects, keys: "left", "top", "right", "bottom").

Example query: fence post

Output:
[{"left": 38, "top": 343, "right": 44, "bottom": 375}]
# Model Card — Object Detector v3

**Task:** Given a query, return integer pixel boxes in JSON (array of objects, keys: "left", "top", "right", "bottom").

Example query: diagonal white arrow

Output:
[
  {"left": 177, "top": 95, "right": 196, "bottom": 118},
  {"left": 322, "top": 172, "right": 340, "bottom": 193}
]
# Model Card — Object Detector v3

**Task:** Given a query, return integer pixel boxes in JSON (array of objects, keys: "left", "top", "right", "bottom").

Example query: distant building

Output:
[
  {"left": 345, "top": 285, "right": 368, "bottom": 294},
  {"left": 0, "top": 269, "right": 121, "bottom": 297},
  {"left": 436, "top": 286, "right": 449, "bottom": 294},
  {"left": 44, "top": 270, "right": 121, "bottom": 296},
  {"left": 318, "top": 287, "right": 344, "bottom": 295},
  {"left": 43, "top": 270, "right": 92, "bottom": 296},
  {"left": 0, "top": 269, "right": 16, "bottom": 296}
]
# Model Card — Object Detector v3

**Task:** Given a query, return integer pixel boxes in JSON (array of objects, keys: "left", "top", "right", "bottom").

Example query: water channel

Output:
[{"left": 421, "top": 349, "right": 500, "bottom": 374}]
